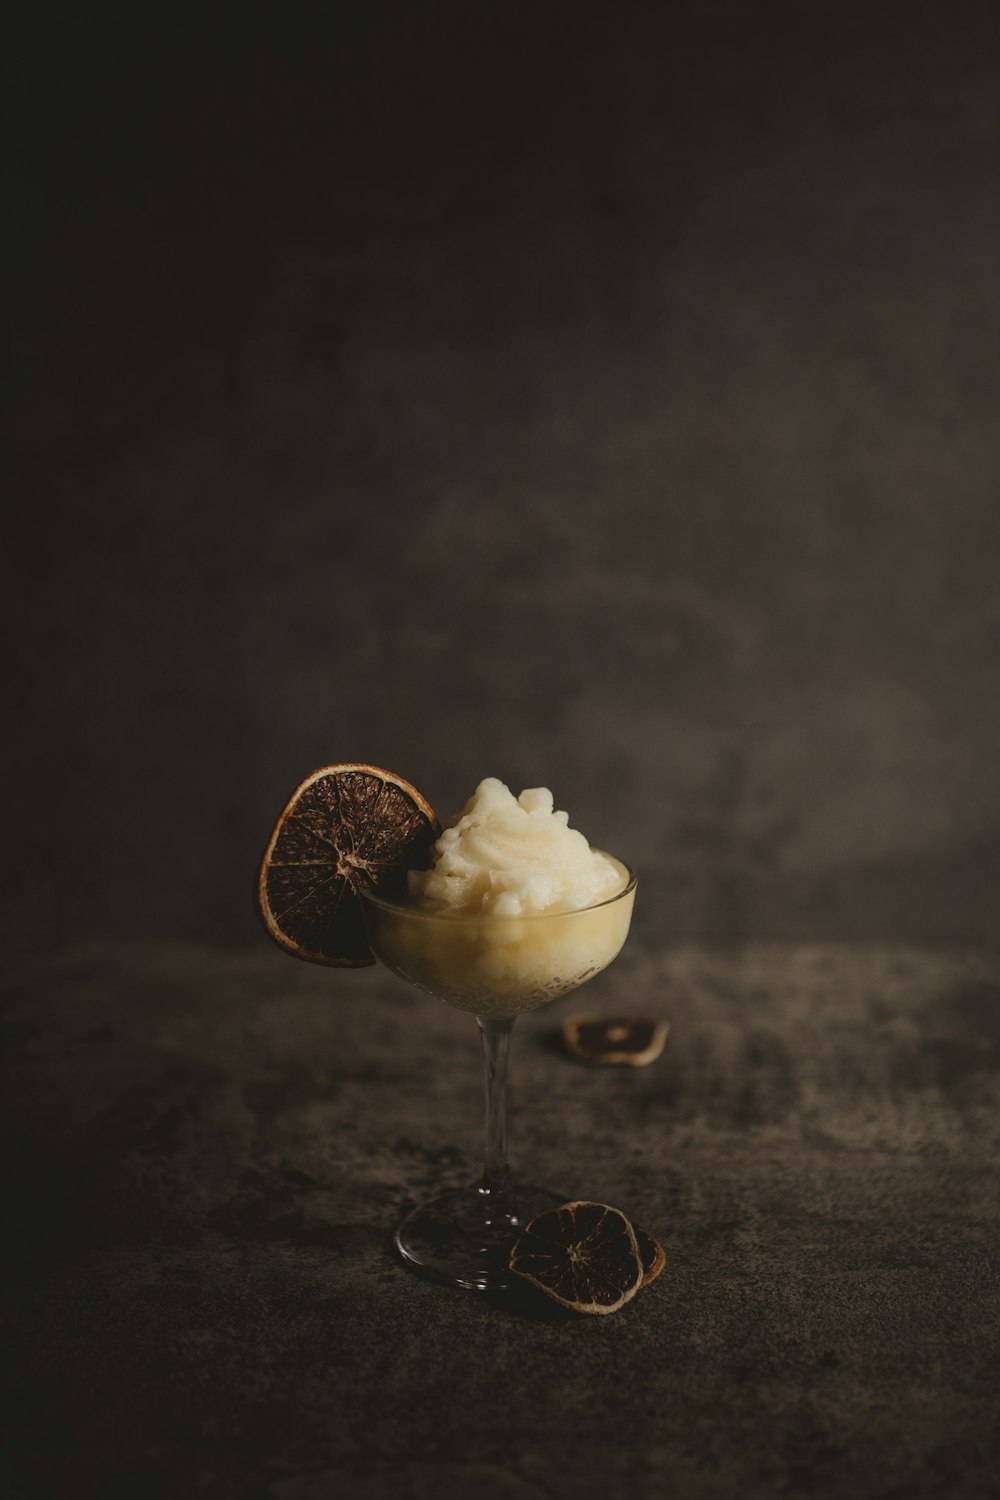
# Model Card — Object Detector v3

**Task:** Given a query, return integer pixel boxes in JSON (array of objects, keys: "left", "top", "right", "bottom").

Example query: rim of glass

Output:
[{"left": 358, "top": 855, "right": 637, "bottom": 922}]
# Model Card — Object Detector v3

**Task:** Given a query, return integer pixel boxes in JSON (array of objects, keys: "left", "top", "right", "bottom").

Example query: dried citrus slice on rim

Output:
[
  {"left": 508, "top": 1201, "right": 643, "bottom": 1315},
  {"left": 256, "top": 763, "right": 439, "bottom": 967}
]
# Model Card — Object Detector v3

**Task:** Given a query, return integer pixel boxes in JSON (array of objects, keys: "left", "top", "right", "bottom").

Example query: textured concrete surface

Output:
[{"left": 2, "top": 941, "right": 998, "bottom": 1498}]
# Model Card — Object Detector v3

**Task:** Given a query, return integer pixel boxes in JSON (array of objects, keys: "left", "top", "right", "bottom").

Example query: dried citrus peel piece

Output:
[
  {"left": 256, "top": 763, "right": 439, "bottom": 968},
  {"left": 633, "top": 1222, "right": 666, "bottom": 1287}
]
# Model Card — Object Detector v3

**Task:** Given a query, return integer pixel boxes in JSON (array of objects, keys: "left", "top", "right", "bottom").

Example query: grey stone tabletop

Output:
[{"left": 2, "top": 941, "right": 998, "bottom": 1499}]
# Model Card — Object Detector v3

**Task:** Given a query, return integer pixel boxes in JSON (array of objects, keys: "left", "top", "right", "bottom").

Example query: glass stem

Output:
[{"left": 478, "top": 1016, "right": 515, "bottom": 1214}]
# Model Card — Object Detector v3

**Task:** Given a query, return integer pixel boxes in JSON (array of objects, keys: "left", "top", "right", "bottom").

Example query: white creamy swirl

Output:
[{"left": 407, "top": 777, "right": 625, "bottom": 916}]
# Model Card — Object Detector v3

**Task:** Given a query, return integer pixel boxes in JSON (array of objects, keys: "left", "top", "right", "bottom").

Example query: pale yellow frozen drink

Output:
[{"left": 362, "top": 779, "right": 634, "bottom": 1018}]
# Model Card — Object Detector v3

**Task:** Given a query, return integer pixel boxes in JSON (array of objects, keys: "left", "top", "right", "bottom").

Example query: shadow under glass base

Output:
[{"left": 395, "top": 1183, "right": 566, "bottom": 1292}]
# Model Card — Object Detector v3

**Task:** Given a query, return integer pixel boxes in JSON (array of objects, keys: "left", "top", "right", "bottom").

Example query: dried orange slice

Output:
[
  {"left": 634, "top": 1223, "right": 666, "bottom": 1287},
  {"left": 256, "top": 763, "right": 439, "bottom": 968},
  {"left": 508, "top": 1201, "right": 643, "bottom": 1315},
  {"left": 562, "top": 1015, "right": 669, "bottom": 1066}
]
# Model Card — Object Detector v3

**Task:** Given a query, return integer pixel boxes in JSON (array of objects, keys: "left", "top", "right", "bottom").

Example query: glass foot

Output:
[{"left": 395, "top": 1184, "right": 567, "bottom": 1291}]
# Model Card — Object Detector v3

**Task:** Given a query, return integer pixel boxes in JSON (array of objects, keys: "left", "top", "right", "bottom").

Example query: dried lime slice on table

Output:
[
  {"left": 256, "top": 763, "right": 439, "bottom": 967},
  {"left": 562, "top": 1015, "right": 669, "bottom": 1066},
  {"left": 508, "top": 1201, "right": 644, "bottom": 1315}
]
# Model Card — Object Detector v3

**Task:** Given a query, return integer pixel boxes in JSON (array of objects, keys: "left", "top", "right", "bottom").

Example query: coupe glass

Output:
[{"left": 359, "top": 857, "right": 636, "bottom": 1291}]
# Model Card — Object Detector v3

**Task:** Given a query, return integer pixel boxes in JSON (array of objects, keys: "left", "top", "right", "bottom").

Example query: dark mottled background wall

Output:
[{"left": 7, "top": 2, "right": 1000, "bottom": 959}]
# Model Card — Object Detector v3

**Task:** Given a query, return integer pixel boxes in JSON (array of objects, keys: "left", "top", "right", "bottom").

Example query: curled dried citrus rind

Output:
[
  {"left": 508, "top": 1201, "right": 643, "bottom": 1315},
  {"left": 256, "top": 763, "right": 439, "bottom": 967},
  {"left": 633, "top": 1223, "right": 666, "bottom": 1287},
  {"left": 562, "top": 1015, "right": 669, "bottom": 1066}
]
